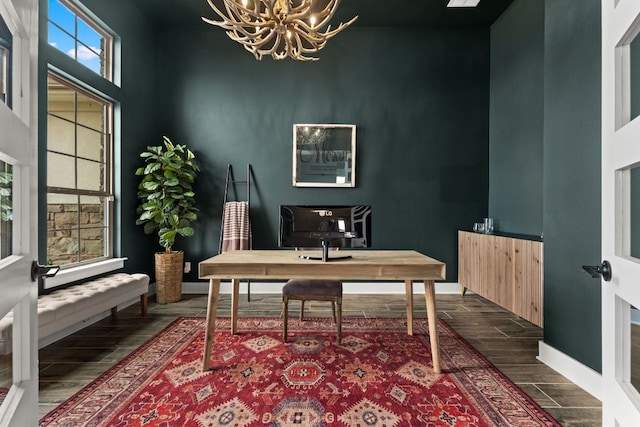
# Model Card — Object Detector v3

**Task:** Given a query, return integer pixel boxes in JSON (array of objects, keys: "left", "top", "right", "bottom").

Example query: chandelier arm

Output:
[
  {"left": 313, "top": 0, "right": 343, "bottom": 28},
  {"left": 223, "top": 26, "right": 285, "bottom": 54},
  {"left": 260, "top": 35, "right": 287, "bottom": 59},
  {"left": 222, "top": 20, "right": 275, "bottom": 42},
  {"left": 288, "top": 18, "right": 346, "bottom": 45},
  {"left": 205, "top": 0, "right": 272, "bottom": 29},
  {"left": 281, "top": 0, "right": 317, "bottom": 22},
  {"left": 239, "top": 42, "right": 262, "bottom": 60},
  {"left": 241, "top": 27, "right": 280, "bottom": 49},
  {"left": 290, "top": 28, "right": 328, "bottom": 54},
  {"left": 290, "top": 31, "right": 321, "bottom": 60},
  {"left": 289, "top": 23, "right": 328, "bottom": 45},
  {"left": 317, "top": 18, "right": 359, "bottom": 39},
  {"left": 318, "top": 16, "right": 358, "bottom": 39}
]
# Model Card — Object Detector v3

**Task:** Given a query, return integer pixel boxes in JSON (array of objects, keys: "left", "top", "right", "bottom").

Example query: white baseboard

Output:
[
  {"left": 537, "top": 341, "right": 602, "bottom": 401},
  {"left": 182, "top": 281, "right": 463, "bottom": 295}
]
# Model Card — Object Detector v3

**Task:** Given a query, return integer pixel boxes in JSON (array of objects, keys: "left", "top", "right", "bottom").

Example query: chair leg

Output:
[
  {"left": 283, "top": 296, "right": 289, "bottom": 342},
  {"left": 331, "top": 301, "right": 336, "bottom": 323}
]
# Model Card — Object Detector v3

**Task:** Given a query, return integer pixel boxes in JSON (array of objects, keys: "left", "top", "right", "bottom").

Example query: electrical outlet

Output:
[{"left": 184, "top": 261, "right": 191, "bottom": 273}]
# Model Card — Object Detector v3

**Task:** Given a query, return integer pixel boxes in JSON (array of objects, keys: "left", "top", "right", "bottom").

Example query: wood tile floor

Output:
[{"left": 6, "top": 292, "right": 603, "bottom": 425}]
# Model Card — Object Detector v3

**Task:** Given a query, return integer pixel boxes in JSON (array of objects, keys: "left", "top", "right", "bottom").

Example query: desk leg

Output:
[
  {"left": 231, "top": 279, "right": 240, "bottom": 334},
  {"left": 424, "top": 280, "right": 441, "bottom": 374},
  {"left": 202, "top": 278, "right": 221, "bottom": 371},
  {"left": 405, "top": 280, "right": 414, "bottom": 336}
]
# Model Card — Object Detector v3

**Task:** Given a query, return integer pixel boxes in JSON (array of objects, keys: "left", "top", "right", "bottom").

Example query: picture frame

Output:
[{"left": 293, "top": 124, "right": 356, "bottom": 187}]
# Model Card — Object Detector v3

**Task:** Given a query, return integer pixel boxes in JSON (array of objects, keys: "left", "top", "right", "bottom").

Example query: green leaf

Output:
[
  {"left": 142, "top": 181, "right": 160, "bottom": 191},
  {"left": 138, "top": 211, "right": 153, "bottom": 221},
  {"left": 178, "top": 226, "right": 195, "bottom": 237},
  {"left": 143, "top": 221, "right": 157, "bottom": 235},
  {"left": 184, "top": 212, "right": 198, "bottom": 221},
  {"left": 164, "top": 177, "right": 179, "bottom": 186},
  {"left": 144, "top": 163, "right": 161, "bottom": 174},
  {"left": 160, "top": 229, "right": 177, "bottom": 246}
]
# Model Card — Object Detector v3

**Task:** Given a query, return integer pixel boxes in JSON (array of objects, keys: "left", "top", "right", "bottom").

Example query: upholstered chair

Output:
[{"left": 282, "top": 279, "right": 343, "bottom": 344}]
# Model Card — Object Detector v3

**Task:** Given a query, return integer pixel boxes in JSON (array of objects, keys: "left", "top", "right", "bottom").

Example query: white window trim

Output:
[{"left": 43, "top": 256, "right": 126, "bottom": 289}]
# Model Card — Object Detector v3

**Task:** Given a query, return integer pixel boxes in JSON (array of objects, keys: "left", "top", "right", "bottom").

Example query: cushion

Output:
[{"left": 283, "top": 279, "right": 342, "bottom": 297}]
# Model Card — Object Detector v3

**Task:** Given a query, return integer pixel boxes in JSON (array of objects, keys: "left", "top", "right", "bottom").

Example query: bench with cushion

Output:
[{"left": 0, "top": 272, "right": 149, "bottom": 355}]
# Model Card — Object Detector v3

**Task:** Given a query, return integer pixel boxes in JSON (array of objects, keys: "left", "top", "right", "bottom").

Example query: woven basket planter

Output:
[{"left": 155, "top": 251, "right": 184, "bottom": 304}]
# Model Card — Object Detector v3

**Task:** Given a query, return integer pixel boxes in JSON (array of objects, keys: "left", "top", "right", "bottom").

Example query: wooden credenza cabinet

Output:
[{"left": 458, "top": 230, "right": 543, "bottom": 327}]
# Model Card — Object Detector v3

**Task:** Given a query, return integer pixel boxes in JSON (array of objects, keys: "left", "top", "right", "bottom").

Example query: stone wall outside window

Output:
[{"left": 47, "top": 202, "right": 104, "bottom": 265}]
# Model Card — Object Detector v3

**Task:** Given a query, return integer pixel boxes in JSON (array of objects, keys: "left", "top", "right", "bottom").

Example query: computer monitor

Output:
[{"left": 278, "top": 205, "right": 372, "bottom": 261}]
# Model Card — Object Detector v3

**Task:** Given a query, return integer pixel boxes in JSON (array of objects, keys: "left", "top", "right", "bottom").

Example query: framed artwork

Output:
[{"left": 293, "top": 124, "right": 356, "bottom": 187}]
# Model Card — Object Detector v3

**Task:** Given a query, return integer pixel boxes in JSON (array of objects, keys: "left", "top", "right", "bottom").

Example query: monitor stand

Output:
[{"left": 298, "top": 240, "right": 352, "bottom": 262}]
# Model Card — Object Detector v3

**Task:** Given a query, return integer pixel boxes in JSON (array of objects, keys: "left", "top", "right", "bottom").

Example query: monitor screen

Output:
[{"left": 279, "top": 205, "right": 372, "bottom": 249}]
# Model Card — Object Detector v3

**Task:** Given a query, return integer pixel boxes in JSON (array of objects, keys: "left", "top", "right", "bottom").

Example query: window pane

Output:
[
  {"left": 80, "top": 194, "right": 105, "bottom": 261},
  {"left": 48, "top": 229, "right": 79, "bottom": 266},
  {"left": 76, "top": 41, "right": 101, "bottom": 75},
  {"left": 76, "top": 91, "right": 102, "bottom": 129},
  {"left": 47, "top": 152, "right": 75, "bottom": 188},
  {"left": 77, "top": 126, "right": 103, "bottom": 161},
  {"left": 0, "top": 161, "right": 12, "bottom": 260},
  {"left": 76, "top": 19, "right": 102, "bottom": 75},
  {"left": 48, "top": 0, "right": 75, "bottom": 35},
  {"left": 48, "top": 115, "right": 75, "bottom": 156},
  {"left": 47, "top": 192, "right": 79, "bottom": 266},
  {"left": 48, "top": 76, "right": 75, "bottom": 120},
  {"left": 77, "top": 159, "right": 102, "bottom": 191},
  {"left": 77, "top": 19, "right": 100, "bottom": 48},
  {"left": 80, "top": 227, "right": 104, "bottom": 262},
  {"left": 0, "top": 46, "right": 8, "bottom": 106},
  {"left": 48, "top": 22, "right": 75, "bottom": 58},
  {"left": 1, "top": 14, "right": 12, "bottom": 107}
]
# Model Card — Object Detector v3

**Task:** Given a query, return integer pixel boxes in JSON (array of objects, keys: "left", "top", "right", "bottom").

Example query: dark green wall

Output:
[
  {"left": 155, "top": 25, "right": 491, "bottom": 282},
  {"left": 489, "top": 0, "right": 544, "bottom": 236},
  {"left": 543, "top": 0, "right": 601, "bottom": 372},
  {"left": 490, "top": 0, "right": 602, "bottom": 372}
]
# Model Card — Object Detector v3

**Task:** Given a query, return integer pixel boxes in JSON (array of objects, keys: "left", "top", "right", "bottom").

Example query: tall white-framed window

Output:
[
  {"left": 46, "top": 72, "right": 113, "bottom": 267},
  {"left": 47, "top": 0, "right": 113, "bottom": 81},
  {"left": 0, "top": 14, "right": 12, "bottom": 106}
]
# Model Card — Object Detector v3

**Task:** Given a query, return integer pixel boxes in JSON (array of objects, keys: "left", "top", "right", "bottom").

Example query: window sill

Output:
[{"left": 44, "top": 258, "right": 127, "bottom": 289}]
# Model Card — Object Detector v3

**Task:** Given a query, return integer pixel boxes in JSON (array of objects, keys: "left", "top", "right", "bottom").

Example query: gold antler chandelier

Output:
[{"left": 202, "top": 0, "right": 358, "bottom": 61}]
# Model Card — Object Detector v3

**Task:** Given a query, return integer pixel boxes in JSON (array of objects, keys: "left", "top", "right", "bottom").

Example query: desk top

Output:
[{"left": 199, "top": 250, "right": 446, "bottom": 281}]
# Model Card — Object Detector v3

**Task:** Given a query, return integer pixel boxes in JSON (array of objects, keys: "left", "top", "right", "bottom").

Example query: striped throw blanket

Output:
[{"left": 221, "top": 201, "right": 251, "bottom": 252}]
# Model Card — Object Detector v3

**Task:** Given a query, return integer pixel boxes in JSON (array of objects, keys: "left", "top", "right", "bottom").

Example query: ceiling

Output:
[{"left": 133, "top": 0, "right": 516, "bottom": 29}]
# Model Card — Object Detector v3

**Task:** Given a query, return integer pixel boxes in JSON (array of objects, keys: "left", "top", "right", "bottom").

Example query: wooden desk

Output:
[{"left": 198, "top": 250, "right": 446, "bottom": 373}]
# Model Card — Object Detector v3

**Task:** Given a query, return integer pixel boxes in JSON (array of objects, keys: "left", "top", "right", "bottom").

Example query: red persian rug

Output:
[{"left": 40, "top": 317, "right": 560, "bottom": 427}]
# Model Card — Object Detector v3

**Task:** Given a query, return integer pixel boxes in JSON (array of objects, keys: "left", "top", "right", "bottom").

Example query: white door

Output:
[
  {"left": 602, "top": 0, "right": 640, "bottom": 425},
  {"left": 0, "top": 0, "right": 39, "bottom": 426}
]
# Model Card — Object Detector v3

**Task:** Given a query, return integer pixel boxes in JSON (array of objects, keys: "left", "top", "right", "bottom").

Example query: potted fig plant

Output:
[{"left": 135, "top": 136, "right": 199, "bottom": 303}]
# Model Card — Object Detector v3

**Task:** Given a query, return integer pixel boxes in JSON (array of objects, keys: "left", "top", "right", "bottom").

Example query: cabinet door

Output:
[
  {"left": 513, "top": 239, "right": 543, "bottom": 326},
  {"left": 487, "top": 235, "right": 512, "bottom": 309}
]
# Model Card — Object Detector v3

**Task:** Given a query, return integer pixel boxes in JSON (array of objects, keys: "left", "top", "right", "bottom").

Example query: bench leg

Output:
[{"left": 140, "top": 293, "right": 148, "bottom": 316}]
